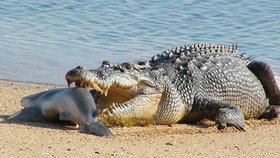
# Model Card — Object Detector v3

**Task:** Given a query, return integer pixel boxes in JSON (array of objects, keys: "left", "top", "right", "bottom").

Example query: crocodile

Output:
[{"left": 65, "top": 43, "right": 280, "bottom": 130}]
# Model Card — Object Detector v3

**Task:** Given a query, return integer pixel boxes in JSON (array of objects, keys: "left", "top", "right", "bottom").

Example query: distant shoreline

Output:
[{"left": 0, "top": 78, "right": 66, "bottom": 87}]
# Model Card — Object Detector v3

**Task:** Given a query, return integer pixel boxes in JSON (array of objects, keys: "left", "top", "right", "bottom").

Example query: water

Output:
[{"left": 0, "top": 0, "right": 279, "bottom": 85}]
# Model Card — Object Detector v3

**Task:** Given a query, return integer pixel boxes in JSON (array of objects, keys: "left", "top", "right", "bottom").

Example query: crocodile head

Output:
[{"left": 65, "top": 61, "right": 162, "bottom": 126}]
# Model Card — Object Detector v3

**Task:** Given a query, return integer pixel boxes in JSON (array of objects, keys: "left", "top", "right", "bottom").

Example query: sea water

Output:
[{"left": 0, "top": 0, "right": 279, "bottom": 85}]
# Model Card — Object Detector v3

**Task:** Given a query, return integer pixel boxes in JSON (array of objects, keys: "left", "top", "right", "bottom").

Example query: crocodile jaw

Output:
[
  {"left": 98, "top": 93, "right": 162, "bottom": 127},
  {"left": 65, "top": 66, "right": 155, "bottom": 97},
  {"left": 65, "top": 66, "right": 161, "bottom": 126}
]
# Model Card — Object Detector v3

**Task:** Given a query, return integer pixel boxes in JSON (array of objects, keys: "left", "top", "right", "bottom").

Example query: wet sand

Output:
[{"left": 0, "top": 80, "right": 279, "bottom": 158}]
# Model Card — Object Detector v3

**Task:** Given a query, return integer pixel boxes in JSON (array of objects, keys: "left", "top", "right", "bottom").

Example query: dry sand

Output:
[{"left": 0, "top": 80, "right": 280, "bottom": 158}]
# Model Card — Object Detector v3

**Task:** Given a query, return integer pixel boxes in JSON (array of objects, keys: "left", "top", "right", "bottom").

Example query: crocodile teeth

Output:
[
  {"left": 80, "top": 82, "right": 84, "bottom": 87},
  {"left": 66, "top": 80, "right": 72, "bottom": 88},
  {"left": 111, "top": 103, "right": 119, "bottom": 111},
  {"left": 90, "top": 82, "right": 104, "bottom": 93},
  {"left": 103, "top": 87, "right": 109, "bottom": 97},
  {"left": 119, "top": 104, "right": 126, "bottom": 109}
]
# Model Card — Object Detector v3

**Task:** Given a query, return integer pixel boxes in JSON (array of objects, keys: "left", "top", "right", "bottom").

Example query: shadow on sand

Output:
[{"left": 0, "top": 114, "right": 77, "bottom": 131}]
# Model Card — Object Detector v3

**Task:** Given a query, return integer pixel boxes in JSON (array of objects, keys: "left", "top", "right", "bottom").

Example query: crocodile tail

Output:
[{"left": 247, "top": 60, "right": 280, "bottom": 105}]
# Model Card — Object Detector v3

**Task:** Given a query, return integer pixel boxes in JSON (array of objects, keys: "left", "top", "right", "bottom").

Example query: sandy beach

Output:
[{"left": 0, "top": 80, "right": 280, "bottom": 158}]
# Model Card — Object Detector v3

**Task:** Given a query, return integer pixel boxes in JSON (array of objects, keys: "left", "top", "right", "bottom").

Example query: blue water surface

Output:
[{"left": 0, "top": 0, "right": 279, "bottom": 84}]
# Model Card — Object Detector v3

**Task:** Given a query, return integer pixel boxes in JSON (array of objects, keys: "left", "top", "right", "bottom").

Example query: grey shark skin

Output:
[{"left": 8, "top": 87, "right": 113, "bottom": 138}]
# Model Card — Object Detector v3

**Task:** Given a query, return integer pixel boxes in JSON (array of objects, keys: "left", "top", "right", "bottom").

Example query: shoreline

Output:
[
  {"left": 0, "top": 78, "right": 66, "bottom": 87},
  {"left": 0, "top": 80, "right": 280, "bottom": 157}
]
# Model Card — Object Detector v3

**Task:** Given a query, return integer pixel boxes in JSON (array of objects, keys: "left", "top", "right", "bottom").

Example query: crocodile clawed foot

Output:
[
  {"left": 79, "top": 122, "right": 114, "bottom": 138},
  {"left": 266, "top": 105, "right": 280, "bottom": 120},
  {"left": 259, "top": 105, "right": 280, "bottom": 121},
  {"left": 215, "top": 108, "right": 245, "bottom": 131},
  {"left": 270, "top": 106, "right": 280, "bottom": 119}
]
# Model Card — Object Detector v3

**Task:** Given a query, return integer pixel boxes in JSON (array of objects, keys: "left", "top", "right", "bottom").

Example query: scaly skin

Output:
[{"left": 66, "top": 43, "right": 280, "bottom": 129}]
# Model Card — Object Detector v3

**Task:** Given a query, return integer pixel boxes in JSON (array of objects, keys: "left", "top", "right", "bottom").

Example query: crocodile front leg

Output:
[{"left": 153, "top": 83, "right": 185, "bottom": 125}]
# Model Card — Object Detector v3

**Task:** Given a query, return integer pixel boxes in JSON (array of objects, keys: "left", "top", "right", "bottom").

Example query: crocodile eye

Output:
[
  {"left": 113, "top": 65, "right": 121, "bottom": 71},
  {"left": 120, "top": 68, "right": 125, "bottom": 72},
  {"left": 122, "top": 62, "right": 133, "bottom": 70},
  {"left": 101, "top": 60, "right": 114, "bottom": 68}
]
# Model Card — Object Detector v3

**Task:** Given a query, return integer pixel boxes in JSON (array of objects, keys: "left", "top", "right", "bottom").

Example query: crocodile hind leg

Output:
[
  {"left": 247, "top": 61, "right": 280, "bottom": 119},
  {"left": 192, "top": 97, "right": 245, "bottom": 131}
]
